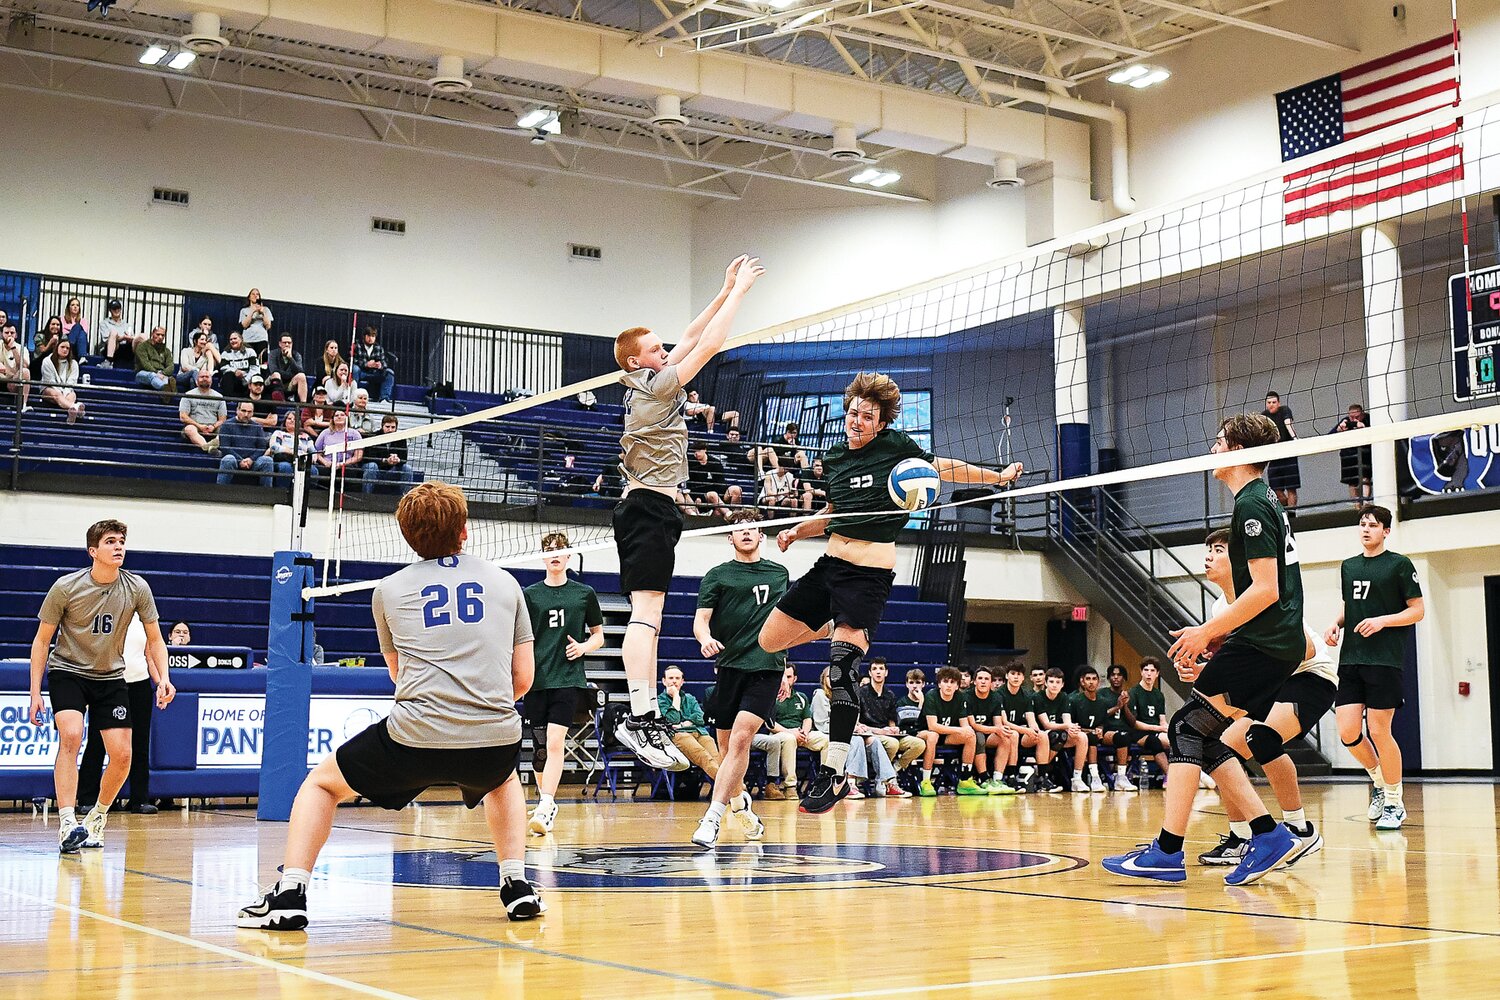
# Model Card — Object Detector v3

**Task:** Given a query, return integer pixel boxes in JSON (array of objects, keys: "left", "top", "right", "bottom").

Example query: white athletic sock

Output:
[
  {"left": 627, "top": 680, "right": 655, "bottom": 717},
  {"left": 1282, "top": 808, "right": 1306, "bottom": 828},
  {"left": 706, "top": 801, "right": 727, "bottom": 822},
  {"left": 279, "top": 867, "right": 310, "bottom": 891},
  {"left": 1229, "top": 821, "right": 1252, "bottom": 841},
  {"left": 1385, "top": 781, "right": 1403, "bottom": 805},
  {"left": 1365, "top": 766, "right": 1382, "bottom": 785},
  {"left": 59, "top": 807, "right": 76, "bottom": 829},
  {"left": 1086, "top": 764, "right": 1100, "bottom": 779},
  {"left": 1072, "top": 769, "right": 1083, "bottom": 781},
  {"left": 823, "top": 742, "right": 850, "bottom": 775},
  {"left": 538, "top": 793, "right": 555, "bottom": 810},
  {"left": 1115, "top": 764, "right": 1128, "bottom": 776},
  {"left": 921, "top": 768, "right": 933, "bottom": 782},
  {"left": 92, "top": 801, "right": 110, "bottom": 817},
  {"left": 498, "top": 858, "right": 525, "bottom": 883}
]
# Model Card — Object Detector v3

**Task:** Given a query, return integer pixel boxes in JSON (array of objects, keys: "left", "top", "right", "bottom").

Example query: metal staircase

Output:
[{"left": 1045, "top": 487, "right": 1330, "bottom": 775}]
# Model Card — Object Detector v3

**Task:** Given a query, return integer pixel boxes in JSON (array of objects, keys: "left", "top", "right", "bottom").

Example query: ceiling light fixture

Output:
[
  {"left": 167, "top": 50, "right": 196, "bottom": 70},
  {"left": 517, "top": 109, "right": 561, "bottom": 133},
  {"left": 850, "top": 168, "right": 900, "bottom": 187},
  {"left": 139, "top": 44, "right": 168, "bottom": 65},
  {"left": 1129, "top": 67, "right": 1171, "bottom": 89},
  {"left": 1108, "top": 63, "right": 1169, "bottom": 88}
]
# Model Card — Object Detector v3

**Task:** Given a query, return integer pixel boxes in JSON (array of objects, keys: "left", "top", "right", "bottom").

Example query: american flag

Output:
[{"left": 1276, "top": 34, "right": 1462, "bottom": 227}]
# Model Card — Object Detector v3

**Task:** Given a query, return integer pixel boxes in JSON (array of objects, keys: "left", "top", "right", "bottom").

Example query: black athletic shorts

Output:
[
  {"left": 776, "top": 555, "right": 895, "bottom": 636},
  {"left": 336, "top": 719, "right": 520, "bottom": 810},
  {"left": 1334, "top": 662, "right": 1405, "bottom": 711},
  {"left": 1278, "top": 673, "right": 1337, "bottom": 735},
  {"left": 1267, "top": 457, "right": 1302, "bottom": 491},
  {"left": 49, "top": 671, "right": 131, "bottom": 730},
  {"left": 1046, "top": 730, "right": 1069, "bottom": 750},
  {"left": 1193, "top": 637, "right": 1300, "bottom": 721},
  {"left": 710, "top": 669, "right": 780, "bottom": 730},
  {"left": 613, "top": 489, "right": 684, "bottom": 594},
  {"left": 524, "top": 686, "right": 582, "bottom": 729}
]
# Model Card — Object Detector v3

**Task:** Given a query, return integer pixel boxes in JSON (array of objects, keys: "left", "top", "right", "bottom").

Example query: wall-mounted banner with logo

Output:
[{"left": 197, "top": 695, "right": 393, "bottom": 769}]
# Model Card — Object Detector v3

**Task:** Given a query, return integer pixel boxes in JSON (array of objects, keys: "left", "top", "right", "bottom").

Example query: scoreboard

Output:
[{"left": 1451, "top": 267, "right": 1500, "bottom": 402}]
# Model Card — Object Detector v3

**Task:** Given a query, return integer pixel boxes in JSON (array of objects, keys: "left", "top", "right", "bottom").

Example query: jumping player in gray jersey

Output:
[
  {"left": 609, "top": 255, "right": 764, "bottom": 770},
  {"left": 30, "top": 518, "right": 174, "bottom": 853},
  {"left": 239, "top": 481, "right": 543, "bottom": 931}
]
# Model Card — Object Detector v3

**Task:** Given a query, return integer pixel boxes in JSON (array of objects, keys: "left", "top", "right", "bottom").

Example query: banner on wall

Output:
[
  {"left": 1407, "top": 422, "right": 1500, "bottom": 493},
  {"left": 0, "top": 696, "right": 64, "bottom": 769},
  {"left": 197, "top": 695, "right": 393, "bottom": 769}
]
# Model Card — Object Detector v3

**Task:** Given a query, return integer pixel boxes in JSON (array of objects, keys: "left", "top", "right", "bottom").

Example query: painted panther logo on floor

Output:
[{"left": 320, "top": 843, "right": 1083, "bottom": 891}]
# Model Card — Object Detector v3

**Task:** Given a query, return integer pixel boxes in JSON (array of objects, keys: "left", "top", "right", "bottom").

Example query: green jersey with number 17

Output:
[
  {"left": 697, "top": 558, "right": 790, "bottom": 673},
  {"left": 1228, "top": 478, "right": 1305, "bottom": 661}
]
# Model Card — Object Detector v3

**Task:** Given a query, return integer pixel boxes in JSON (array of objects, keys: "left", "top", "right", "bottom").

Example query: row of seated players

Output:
[{"left": 651, "top": 656, "right": 1176, "bottom": 799}]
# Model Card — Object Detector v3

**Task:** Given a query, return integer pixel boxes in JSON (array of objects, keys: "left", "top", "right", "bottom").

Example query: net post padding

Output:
[{"left": 260, "top": 551, "right": 317, "bottom": 821}]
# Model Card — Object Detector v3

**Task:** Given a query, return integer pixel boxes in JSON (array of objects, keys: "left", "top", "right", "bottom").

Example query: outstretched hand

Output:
[
  {"left": 722, "top": 255, "right": 749, "bottom": 290},
  {"left": 999, "top": 462, "right": 1024, "bottom": 484},
  {"left": 777, "top": 528, "right": 797, "bottom": 552},
  {"left": 734, "top": 257, "right": 766, "bottom": 292}
]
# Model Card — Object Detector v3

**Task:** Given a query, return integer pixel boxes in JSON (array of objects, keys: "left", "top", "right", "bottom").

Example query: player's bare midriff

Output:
[
  {"left": 827, "top": 534, "right": 896, "bottom": 570},
  {"left": 622, "top": 477, "right": 681, "bottom": 502}
]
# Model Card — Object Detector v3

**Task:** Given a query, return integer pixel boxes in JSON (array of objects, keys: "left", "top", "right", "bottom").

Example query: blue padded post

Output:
[{"left": 258, "top": 551, "right": 315, "bottom": 821}]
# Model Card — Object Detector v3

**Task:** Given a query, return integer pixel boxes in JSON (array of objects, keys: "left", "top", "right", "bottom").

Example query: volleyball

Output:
[{"left": 888, "top": 458, "right": 941, "bottom": 511}]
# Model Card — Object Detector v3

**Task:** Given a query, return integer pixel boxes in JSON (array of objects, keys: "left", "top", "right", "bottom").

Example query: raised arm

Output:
[
  {"left": 934, "top": 457, "right": 1023, "bottom": 487},
  {"left": 777, "top": 506, "right": 831, "bottom": 552},
  {"left": 667, "top": 256, "right": 746, "bottom": 365},
  {"left": 673, "top": 258, "right": 765, "bottom": 386}
]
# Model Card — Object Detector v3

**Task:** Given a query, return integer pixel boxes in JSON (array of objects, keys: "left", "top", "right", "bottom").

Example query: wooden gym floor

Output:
[{"left": 1, "top": 780, "right": 1498, "bottom": 999}]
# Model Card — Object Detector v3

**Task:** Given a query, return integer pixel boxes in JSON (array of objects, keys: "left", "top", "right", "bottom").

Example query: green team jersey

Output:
[
  {"left": 1229, "top": 478, "right": 1306, "bottom": 661},
  {"left": 966, "top": 689, "right": 1003, "bottom": 729},
  {"left": 697, "top": 558, "right": 790, "bottom": 673},
  {"left": 1068, "top": 690, "right": 1111, "bottom": 730},
  {"left": 823, "top": 427, "right": 936, "bottom": 543},
  {"left": 1128, "top": 685, "right": 1166, "bottom": 729},
  {"left": 998, "top": 687, "right": 1033, "bottom": 726},
  {"left": 522, "top": 578, "right": 603, "bottom": 690},
  {"left": 924, "top": 689, "right": 968, "bottom": 728},
  {"left": 1340, "top": 550, "right": 1422, "bottom": 669},
  {"left": 1103, "top": 689, "right": 1131, "bottom": 731},
  {"left": 771, "top": 690, "right": 811, "bottom": 730},
  {"left": 1030, "top": 690, "right": 1068, "bottom": 726}
]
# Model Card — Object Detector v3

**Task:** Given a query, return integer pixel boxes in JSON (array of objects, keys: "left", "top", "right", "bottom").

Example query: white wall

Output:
[
  {"left": 1091, "top": 0, "right": 1500, "bottom": 211},
  {"left": 690, "top": 157, "right": 1032, "bottom": 334},
  {"left": 0, "top": 88, "right": 693, "bottom": 339}
]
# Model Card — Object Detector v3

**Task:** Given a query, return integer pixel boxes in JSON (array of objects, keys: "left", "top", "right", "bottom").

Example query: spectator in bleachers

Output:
[
  {"left": 1, "top": 322, "right": 31, "bottom": 412},
  {"left": 1032, "top": 667, "right": 1088, "bottom": 792},
  {"left": 312, "top": 408, "right": 363, "bottom": 480},
  {"left": 923, "top": 666, "right": 982, "bottom": 794},
  {"left": 176, "top": 330, "right": 221, "bottom": 392},
  {"left": 684, "top": 389, "right": 737, "bottom": 434},
  {"left": 659, "top": 666, "right": 720, "bottom": 781},
  {"left": 218, "top": 330, "right": 261, "bottom": 398},
  {"left": 754, "top": 421, "right": 808, "bottom": 475},
  {"left": 758, "top": 465, "right": 799, "bottom": 513},
  {"left": 216, "top": 401, "right": 275, "bottom": 487},
  {"left": 301, "top": 385, "right": 333, "bottom": 436},
  {"left": 133, "top": 326, "right": 174, "bottom": 393},
  {"left": 239, "top": 288, "right": 274, "bottom": 351},
  {"left": 752, "top": 664, "right": 817, "bottom": 799},
  {"left": 265, "top": 334, "right": 309, "bottom": 403},
  {"left": 268, "top": 408, "right": 315, "bottom": 484},
  {"left": 98, "top": 299, "right": 142, "bottom": 370},
  {"left": 1330, "top": 402, "right": 1373, "bottom": 505},
  {"left": 858, "top": 657, "right": 925, "bottom": 792},
  {"left": 191, "top": 315, "right": 219, "bottom": 350},
  {"left": 591, "top": 460, "right": 622, "bottom": 499},
  {"left": 244, "top": 374, "right": 279, "bottom": 428},
  {"left": 352, "top": 326, "right": 396, "bottom": 404},
  {"left": 350, "top": 389, "right": 379, "bottom": 434},
  {"left": 323, "top": 361, "right": 357, "bottom": 407},
  {"left": 686, "top": 443, "right": 730, "bottom": 516},
  {"left": 801, "top": 456, "right": 828, "bottom": 511},
  {"left": 31, "top": 315, "right": 62, "bottom": 380},
  {"left": 361, "top": 414, "right": 413, "bottom": 495},
  {"left": 40, "top": 339, "right": 86, "bottom": 424},
  {"left": 317, "top": 339, "right": 346, "bottom": 383},
  {"left": 716, "top": 427, "right": 757, "bottom": 483},
  {"left": 168, "top": 620, "right": 192, "bottom": 645},
  {"left": 60, "top": 297, "right": 89, "bottom": 360},
  {"left": 179, "top": 368, "right": 226, "bottom": 453},
  {"left": 813, "top": 666, "right": 893, "bottom": 799}
]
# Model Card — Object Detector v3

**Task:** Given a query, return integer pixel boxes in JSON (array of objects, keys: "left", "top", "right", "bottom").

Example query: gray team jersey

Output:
[
  {"left": 372, "top": 553, "right": 534, "bottom": 749},
  {"left": 39, "top": 569, "right": 159, "bottom": 681},
  {"left": 619, "top": 364, "right": 688, "bottom": 488}
]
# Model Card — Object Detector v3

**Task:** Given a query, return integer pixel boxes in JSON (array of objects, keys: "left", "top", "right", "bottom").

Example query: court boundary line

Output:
[
  {"left": 0, "top": 886, "right": 423, "bottom": 1000},
  {"left": 781, "top": 933, "right": 1485, "bottom": 1000}
]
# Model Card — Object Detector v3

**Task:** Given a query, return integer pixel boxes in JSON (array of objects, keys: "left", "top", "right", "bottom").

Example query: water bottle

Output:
[{"left": 82, "top": 373, "right": 92, "bottom": 385}]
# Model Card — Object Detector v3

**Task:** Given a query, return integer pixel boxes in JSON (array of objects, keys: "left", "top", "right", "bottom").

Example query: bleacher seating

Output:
[{"left": 0, "top": 545, "right": 954, "bottom": 690}]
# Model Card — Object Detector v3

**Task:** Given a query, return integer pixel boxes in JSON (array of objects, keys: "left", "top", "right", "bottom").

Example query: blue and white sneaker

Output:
[
  {"left": 59, "top": 821, "right": 88, "bottom": 854},
  {"left": 1224, "top": 824, "right": 1297, "bottom": 886},
  {"left": 1101, "top": 840, "right": 1186, "bottom": 883}
]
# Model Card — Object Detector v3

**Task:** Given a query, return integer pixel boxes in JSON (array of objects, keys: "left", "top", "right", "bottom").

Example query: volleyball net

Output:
[{"left": 303, "top": 88, "right": 1500, "bottom": 603}]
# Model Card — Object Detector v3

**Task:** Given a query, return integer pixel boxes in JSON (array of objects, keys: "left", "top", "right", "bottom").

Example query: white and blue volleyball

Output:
[{"left": 888, "top": 458, "right": 941, "bottom": 511}]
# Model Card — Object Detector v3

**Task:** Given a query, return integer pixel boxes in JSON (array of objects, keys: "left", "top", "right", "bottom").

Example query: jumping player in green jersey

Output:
[
  {"left": 758, "top": 372, "right": 1022, "bottom": 813},
  {"left": 1326, "top": 504, "right": 1424, "bottom": 830}
]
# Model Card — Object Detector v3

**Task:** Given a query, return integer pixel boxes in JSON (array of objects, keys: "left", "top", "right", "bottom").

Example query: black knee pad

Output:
[
  {"left": 529, "top": 726, "right": 549, "bottom": 772},
  {"left": 1341, "top": 734, "right": 1365, "bottom": 748},
  {"left": 1166, "top": 695, "right": 1231, "bottom": 768},
  {"left": 1140, "top": 734, "right": 1165, "bottom": 755},
  {"left": 1246, "top": 723, "right": 1287, "bottom": 765},
  {"left": 828, "top": 640, "right": 864, "bottom": 710}
]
